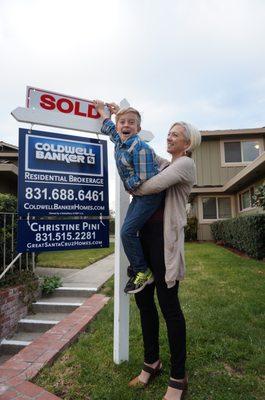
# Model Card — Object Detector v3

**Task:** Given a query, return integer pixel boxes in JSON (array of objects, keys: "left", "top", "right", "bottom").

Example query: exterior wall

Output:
[
  {"left": 194, "top": 177, "right": 265, "bottom": 240},
  {"left": 197, "top": 223, "right": 213, "bottom": 241},
  {"left": 0, "top": 174, "right": 18, "bottom": 196},
  {"left": 193, "top": 135, "right": 264, "bottom": 186},
  {"left": 192, "top": 197, "right": 214, "bottom": 240},
  {"left": 0, "top": 285, "right": 27, "bottom": 340},
  {"left": 0, "top": 282, "right": 41, "bottom": 340}
]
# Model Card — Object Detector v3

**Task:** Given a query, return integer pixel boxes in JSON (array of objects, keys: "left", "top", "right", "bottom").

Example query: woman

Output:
[{"left": 128, "top": 121, "right": 201, "bottom": 400}]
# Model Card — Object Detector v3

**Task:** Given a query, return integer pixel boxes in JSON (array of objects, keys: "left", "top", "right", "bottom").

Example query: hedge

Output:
[{"left": 211, "top": 214, "right": 265, "bottom": 259}]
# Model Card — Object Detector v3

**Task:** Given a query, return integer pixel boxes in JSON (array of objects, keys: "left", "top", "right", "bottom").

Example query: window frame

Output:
[
  {"left": 220, "top": 138, "right": 264, "bottom": 167},
  {"left": 238, "top": 186, "right": 256, "bottom": 212},
  {"left": 198, "top": 195, "right": 234, "bottom": 223}
]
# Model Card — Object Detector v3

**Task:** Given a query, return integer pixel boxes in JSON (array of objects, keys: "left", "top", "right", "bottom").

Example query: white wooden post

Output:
[{"left": 113, "top": 169, "right": 130, "bottom": 363}]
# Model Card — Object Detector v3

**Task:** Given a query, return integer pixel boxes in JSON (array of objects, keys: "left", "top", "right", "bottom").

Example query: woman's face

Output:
[{"left": 167, "top": 124, "right": 190, "bottom": 155}]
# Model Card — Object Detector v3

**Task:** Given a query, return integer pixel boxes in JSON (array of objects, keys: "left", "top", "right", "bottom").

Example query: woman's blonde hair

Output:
[
  {"left": 115, "top": 107, "right": 141, "bottom": 128},
  {"left": 170, "top": 121, "right": 201, "bottom": 151}
]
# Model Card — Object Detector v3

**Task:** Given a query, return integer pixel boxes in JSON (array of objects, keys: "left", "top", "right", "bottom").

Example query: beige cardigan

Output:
[{"left": 134, "top": 156, "right": 196, "bottom": 288}]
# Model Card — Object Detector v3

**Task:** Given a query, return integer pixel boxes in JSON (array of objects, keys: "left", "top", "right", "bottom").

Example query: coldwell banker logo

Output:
[
  {"left": 26, "top": 134, "right": 103, "bottom": 176},
  {"left": 35, "top": 142, "right": 96, "bottom": 164}
]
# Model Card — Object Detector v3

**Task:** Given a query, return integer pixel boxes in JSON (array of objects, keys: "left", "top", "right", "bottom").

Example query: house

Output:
[
  {"left": 0, "top": 141, "right": 18, "bottom": 196},
  {"left": 190, "top": 127, "right": 265, "bottom": 240}
]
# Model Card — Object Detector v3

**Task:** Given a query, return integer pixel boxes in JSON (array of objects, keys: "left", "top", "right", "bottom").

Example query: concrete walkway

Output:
[
  {"left": 0, "top": 253, "right": 115, "bottom": 399},
  {"left": 35, "top": 253, "right": 115, "bottom": 289}
]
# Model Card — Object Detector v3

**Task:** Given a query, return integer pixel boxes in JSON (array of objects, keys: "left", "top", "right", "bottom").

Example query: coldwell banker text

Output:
[{"left": 34, "top": 142, "right": 96, "bottom": 164}]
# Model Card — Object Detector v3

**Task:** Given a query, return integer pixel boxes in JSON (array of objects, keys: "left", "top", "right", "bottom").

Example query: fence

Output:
[{"left": 0, "top": 212, "right": 35, "bottom": 281}]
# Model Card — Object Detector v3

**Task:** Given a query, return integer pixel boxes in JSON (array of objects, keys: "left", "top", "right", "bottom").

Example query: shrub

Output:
[
  {"left": 0, "top": 193, "right": 18, "bottom": 267},
  {"left": 0, "top": 193, "right": 35, "bottom": 282},
  {"left": 252, "top": 182, "right": 265, "bottom": 210},
  {"left": 211, "top": 214, "right": 265, "bottom": 259},
  {"left": 185, "top": 217, "right": 198, "bottom": 241},
  {"left": 0, "top": 193, "right": 17, "bottom": 213},
  {"left": 41, "top": 275, "right": 62, "bottom": 295}
]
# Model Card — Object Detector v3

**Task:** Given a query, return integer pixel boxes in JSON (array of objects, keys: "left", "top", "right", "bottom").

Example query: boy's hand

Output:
[
  {"left": 107, "top": 102, "right": 120, "bottom": 115},
  {"left": 93, "top": 100, "right": 109, "bottom": 120}
]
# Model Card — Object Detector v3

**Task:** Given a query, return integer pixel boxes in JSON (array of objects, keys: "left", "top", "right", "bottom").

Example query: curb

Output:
[{"left": 0, "top": 293, "right": 110, "bottom": 399}]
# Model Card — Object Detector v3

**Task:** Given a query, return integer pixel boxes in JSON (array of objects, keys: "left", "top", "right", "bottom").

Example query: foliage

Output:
[
  {"left": 185, "top": 216, "right": 198, "bottom": 241},
  {"left": 0, "top": 193, "right": 17, "bottom": 213},
  {"left": 252, "top": 182, "right": 265, "bottom": 210},
  {"left": 41, "top": 275, "right": 62, "bottom": 295},
  {"left": 0, "top": 193, "right": 18, "bottom": 266},
  {"left": 35, "top": 243, "right": 265, "bottom": 400},
  {"left": 211, "top": 214, "right": 265, "bottom": 259}
]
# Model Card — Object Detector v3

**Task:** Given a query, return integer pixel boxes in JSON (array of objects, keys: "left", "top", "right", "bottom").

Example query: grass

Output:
[
  {"left": 34, "top": 243, "right": 265, "bottom": 399},
  {"left": 37, "top": 243, "right": 114, "bottom": 269}
]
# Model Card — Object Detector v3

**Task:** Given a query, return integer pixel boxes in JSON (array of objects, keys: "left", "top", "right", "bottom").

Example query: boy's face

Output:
[{"left": 116, "top": 112, "right": 141, "bottom": 141}]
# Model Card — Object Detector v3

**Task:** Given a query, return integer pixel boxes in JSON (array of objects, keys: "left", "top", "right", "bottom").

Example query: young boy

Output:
[{"left": 94, "top": 100, "right": 164, "bottom": 294}]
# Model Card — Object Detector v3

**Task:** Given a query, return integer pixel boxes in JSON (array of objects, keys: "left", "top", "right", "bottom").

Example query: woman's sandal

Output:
[
  {"left": 163, "top": 377, "right": 188, "bottom": 400},
  {"left": 128, "top": 361, "right": 163, "bottom": 388}
]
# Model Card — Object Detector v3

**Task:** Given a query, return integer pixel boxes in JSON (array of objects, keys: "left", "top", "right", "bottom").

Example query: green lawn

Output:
[
  {"left": 34, "top": 243, "right": 265, "bottom": 399},
  {"left": 37, "top": 243, "right": 114, "bottom": 269}
]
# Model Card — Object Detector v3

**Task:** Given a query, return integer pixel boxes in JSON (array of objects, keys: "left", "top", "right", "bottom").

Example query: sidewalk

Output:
[
  {"left": 0, "top": 255, "right": 114, "bottom": 399},
  {"left": 35, "top": 253, "right": 115, "bottom": 289}
]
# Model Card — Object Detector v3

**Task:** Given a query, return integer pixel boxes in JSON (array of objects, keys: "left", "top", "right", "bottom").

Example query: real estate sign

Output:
[
  {"left": 18, "top": 128, "right": 109, "bottom": 217},
  {"left": 12, "top": 87, "right": 110, "bottom": 134},
  {"left": 17, "top": 218, "right": 109, "bottom": 252}
]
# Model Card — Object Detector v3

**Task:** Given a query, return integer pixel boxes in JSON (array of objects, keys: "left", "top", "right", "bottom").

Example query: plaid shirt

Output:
[{"left": 101, "top": 119, "right": 159, "bottom": 191}]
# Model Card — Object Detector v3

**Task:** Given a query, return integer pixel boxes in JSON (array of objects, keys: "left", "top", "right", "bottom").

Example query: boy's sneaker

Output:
[{"left": 124, "top": 269, "right": 154, "bottom": 294}]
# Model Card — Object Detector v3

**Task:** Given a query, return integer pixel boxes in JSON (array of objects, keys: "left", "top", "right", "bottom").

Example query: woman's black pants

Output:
[{"left": 135, "top": 220, "right": 186, "bottom": 379}]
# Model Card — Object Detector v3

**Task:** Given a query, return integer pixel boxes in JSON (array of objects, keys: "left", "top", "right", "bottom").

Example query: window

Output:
[
  {"left": 222, "top": 139, "right": 262, "bottom": 166},
  {"left": 202, "top": 197, "right": 232, "bottom": 220},
  {"left": 202, "top": 197, "right": 216, "bottom": 219},
  {"left": 239, "top": 187, "right": 255, "bottom": 211}
]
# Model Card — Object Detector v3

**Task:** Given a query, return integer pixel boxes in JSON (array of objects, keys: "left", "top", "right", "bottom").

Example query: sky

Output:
[{"left": 1, "top": 0, "right": 265, "bottom": 210}]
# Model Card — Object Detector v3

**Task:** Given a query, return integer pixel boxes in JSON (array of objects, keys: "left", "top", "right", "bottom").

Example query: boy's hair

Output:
[{"left": 115, "top": 107, "right": 141, "bottom": 127}]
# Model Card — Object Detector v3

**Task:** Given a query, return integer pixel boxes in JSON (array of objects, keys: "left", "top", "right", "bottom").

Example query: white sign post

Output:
[{"left": 113, "top": 170, "right": 130, "bottom": 363}]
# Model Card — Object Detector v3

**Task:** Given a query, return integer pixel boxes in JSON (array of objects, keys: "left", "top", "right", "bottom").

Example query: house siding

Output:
[
  {"left": 197, "top": 224, "right": 213, "bottom": 241},
  {"left": 193, "top": 135, "right": 264, "bottom": 186}
]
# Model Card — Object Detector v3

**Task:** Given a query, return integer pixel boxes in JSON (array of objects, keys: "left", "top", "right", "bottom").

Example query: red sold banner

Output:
[
  {"left": 26, "top": 87, "right": 101, "bottom": 120},
  {"left": 12, "top": 87, "right": 110, "bottom": 134}
]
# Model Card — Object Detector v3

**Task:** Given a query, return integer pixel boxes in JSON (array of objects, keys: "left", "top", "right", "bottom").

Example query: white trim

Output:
[
  {"left": 237, "top": 186, "right": 256, "bottom": 213},
  {"left": 35, "top": 301, "right": 83, "bottom": 306},
  {"left": 19, "top": 319, "right": 59, "bottom": 324},
  {"left": 198, "top": 195, "right": 235, "bottom": 224},
  {"left": 0, "top": 339, "right": 31, "bottom": 346},
  {"left": 58, "top": 286, "right": 97, "bottom": 291},
  {"left": 220, "top": 138, "right": 264, "bottom": 167}
]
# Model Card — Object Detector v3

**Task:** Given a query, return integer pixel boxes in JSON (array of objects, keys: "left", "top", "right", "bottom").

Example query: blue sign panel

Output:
[
  {"left": 17, "top": 219, "right": 109, "bottom": 252},
  {"left": 18, "top": 129, "right": 109, "bottom": 217}
]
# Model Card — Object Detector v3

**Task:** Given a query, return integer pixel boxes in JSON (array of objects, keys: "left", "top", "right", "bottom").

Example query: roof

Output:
[
  {"left": 201, "top": 127, "right": 265, "bottom": 138},
  {"left": 0, "top": 163, "right": 18, "bottom": 175},
  {"left": 0, "top": 141, "right": 18, "bottom": 151}
]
